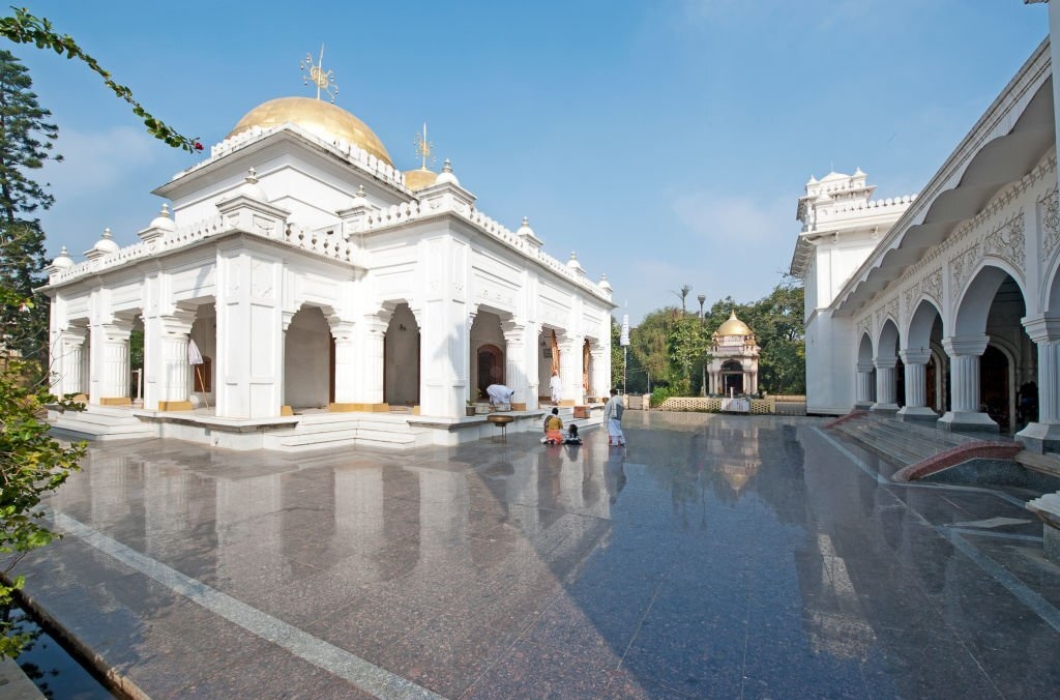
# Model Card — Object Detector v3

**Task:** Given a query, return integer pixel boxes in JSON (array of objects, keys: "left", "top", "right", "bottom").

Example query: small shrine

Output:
[{"left": 708, "top": 311, "right": 760, "bottom": 396}]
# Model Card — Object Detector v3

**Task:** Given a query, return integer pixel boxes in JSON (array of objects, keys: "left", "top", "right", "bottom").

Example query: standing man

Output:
[
  {"left": 604, "top": 388, "right": 626, "bottom": 446},
  {"left": 549, "top": 370, "right": 562, "bottom": 406}
]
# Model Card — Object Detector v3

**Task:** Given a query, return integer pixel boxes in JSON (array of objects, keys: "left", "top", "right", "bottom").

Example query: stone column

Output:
[
  {"left": 502, "top": 322, "right": 528, "bottom": 409},
  {"left": 938, "top": 335, "right": 997, "bottom": 432},
  {"left": 57, "top": 326, "right": 88, "bottom": 398},
  {"left": 329, "top": 321, "right": 358, "bottom": 409},
  {"left": 154, "top": 311, "right": 196, "bottom": 411},
  {"left": 90, "top": 320, "right": 134, "bottom": 406},
  {"left": 1017, "top": 316, "right": 1060, "bottom": 452},
  {"left": 897, "top": 350, "right": 936, "bottom": 422},
  {"left": 872, "top": 357, "right": 899, "bottom": 413},
  {"left": 855, "top": 361, "right": 874, "bottom": 409},
  {"left": 358, "top": 317, "right": 388, "bottom": 408},
  {"left": 559, "top": 334, "right": 584, "bottom": 405},
  {"left": 591, "top": 346, "right": 609, "bottom": 402}
]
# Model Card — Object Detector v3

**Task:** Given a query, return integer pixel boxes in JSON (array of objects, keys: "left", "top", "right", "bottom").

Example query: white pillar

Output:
[
  {"left": 153, "top": 311, "right": 196, "bottom": 410},
  {"left": 215, "top": 250, "right": 284, "bottom": 419},
  {"left": 938, "top": 335, "right": 997, "bottom": 432},
  {"left": 57, "top": 326, "right": 87, "bottom": 398},
  {"left": 90, "top": 320, "right": 134, "bottom": 405},
  {"left": 872, "top": 357, "right": 898, "bottom": 412},
  {"left": 359, "top": 317, "right": 388, "bottom": 406},
  {"left": 897, "top": 350, "right": 936, "bottom": 421},
  {"left": 502, "top": 322, "right": 529, "bottom": 408},
  {"left": 855, "top": 361, "right": 874, "bottom": 407},
  {"left": 1017, "top": 316, "right": 1060, "bottom": 451},
  {"left": 591, "top": 346, "right": 609, "bottom": 402},
  {"left": 330, "top": 321, "right": 358, "bottom": 406},
  {"left": 559, "top": 334, "right": 584, "bottom": 404}
]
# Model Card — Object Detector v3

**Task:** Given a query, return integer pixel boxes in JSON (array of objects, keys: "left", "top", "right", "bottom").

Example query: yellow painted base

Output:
[
  {"left": 511, "top": 402, "right": 527, "bottom": 411},
  {"left": 100, "top": 397, "right": 132, "bottom": 406},
  {"left": 559, "top": 399, "right": 576, "bottom": 407},
  {"left": 281, "top": 405, "right": 294, "bottom": 416},
  {"left": 71, "top": 394, "right": 88, "bottom": 404},
  {"left": 412, "top": 406, "right": 421, "bottom": 415},
  {"left": 158, "top": 400, "right": 193, "bottom": 412},
  {"left": 328, "top": 402, "right": 390, "bottom": 413}
]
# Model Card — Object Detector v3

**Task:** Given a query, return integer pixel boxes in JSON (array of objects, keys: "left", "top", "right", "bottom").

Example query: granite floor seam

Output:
[{"left": 50, "top": 510, "right": 449, "bottom": 700}]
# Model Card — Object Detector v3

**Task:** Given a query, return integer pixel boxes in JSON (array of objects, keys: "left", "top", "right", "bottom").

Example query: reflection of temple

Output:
[
  {"left": 51, "top": 439, "right": 613, "bottom": 619},
  {"left": 707, "top": 312, "right": 760, "bottom": 396}
]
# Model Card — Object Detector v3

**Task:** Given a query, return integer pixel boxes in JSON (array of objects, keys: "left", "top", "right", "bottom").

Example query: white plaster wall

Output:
[
  {"left": 284, "top": 307, "right": 331, "bottom": 408},
  {"left": 805, "top": 310, "right": 855, "bottom": 414}
]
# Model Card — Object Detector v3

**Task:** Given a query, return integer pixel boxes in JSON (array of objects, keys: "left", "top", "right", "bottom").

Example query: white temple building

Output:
[
  {"left": 707, "top": 311, "right": 760, "bottom": 396},
  {"left": 790, "top": 29, "right": 1060, "bottom": 453},
  {"left": 42, "top": 91, "right": 615, "bottom": 450}
]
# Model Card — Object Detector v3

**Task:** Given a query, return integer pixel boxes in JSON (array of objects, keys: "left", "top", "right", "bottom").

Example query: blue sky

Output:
[{"left": 12, "top": 1, "right": 1050, "bottom": 322}]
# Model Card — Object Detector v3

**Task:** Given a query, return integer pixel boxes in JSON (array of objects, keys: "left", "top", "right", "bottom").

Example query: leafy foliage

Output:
[
  {"left": 0, "top": 329, "right": 84, "bottom": 658},
  {"left": 0, "top": 50, "right": 59, "bottom": 368},
  {"left": 623, "top": 282, "right": 806, "bottom": 396},
  {"left": 0, "top": 8, "right": 200, "bottom": 153}
]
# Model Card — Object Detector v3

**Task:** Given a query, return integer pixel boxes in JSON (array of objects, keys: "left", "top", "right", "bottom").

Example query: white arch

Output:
[
  {"left": 952, "top": 262, "right": 1027, "bottom": 337},
  {"left": 877, "top": 319, "right": 900, "bottom": 360},
  {"left": 904, "top": 297, "right": 942, "bottom": 352}
]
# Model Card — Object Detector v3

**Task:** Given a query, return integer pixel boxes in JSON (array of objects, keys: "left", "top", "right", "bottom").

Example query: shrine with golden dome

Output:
[
  {"left": 41, "top": 51, "right": 615, "bottom": 450},
  {"left": 708, "top": 311, "right": 760, "bottom": 396}
]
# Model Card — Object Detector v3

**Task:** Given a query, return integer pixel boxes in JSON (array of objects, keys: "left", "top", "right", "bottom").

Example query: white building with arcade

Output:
[
  {"left": 790, "top": 32, "right": 1060, "bottom": 454},
  {"left": 42, "top": 90, "right": 614, "bottom": 450}
]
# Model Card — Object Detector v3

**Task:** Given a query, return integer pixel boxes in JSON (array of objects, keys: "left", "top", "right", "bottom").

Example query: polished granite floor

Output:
[{"left": 11, "top": 412, "right": 1060, "bottom": 699}]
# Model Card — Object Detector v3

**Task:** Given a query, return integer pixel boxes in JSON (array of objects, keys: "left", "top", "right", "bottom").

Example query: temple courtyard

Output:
[{"left": 10, "top": 411, "right": 1060, "bottom": 699}]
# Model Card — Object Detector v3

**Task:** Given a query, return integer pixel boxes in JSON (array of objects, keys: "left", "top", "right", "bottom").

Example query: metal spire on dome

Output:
[
  {"left": 300, "top": 45, "right": 338, "bottom": 102},
  {"left": 414, "top": 123, "right": 435, "bottom": 171}
]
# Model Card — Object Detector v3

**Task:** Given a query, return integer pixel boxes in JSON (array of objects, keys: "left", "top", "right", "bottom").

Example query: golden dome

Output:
[
  {"left": 228, "top": 97, "right": 392, "bottom": 166},
  {"left": 404, "top": 167, "right": 437, "bottom": 191},
  {"left": 716, "top": 311, "right": 752, "bottom": 337}
]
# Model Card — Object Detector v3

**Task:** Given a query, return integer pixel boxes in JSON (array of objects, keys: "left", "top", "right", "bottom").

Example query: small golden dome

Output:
[
  {"left": 716, "top": 311, "right": 752, "bottom": 337},
  {"left": 228, "top": 97, "right": 392, "bottom": 166},
  {"left": 405, "top": 167, "right": 437, "bottom": 191}
]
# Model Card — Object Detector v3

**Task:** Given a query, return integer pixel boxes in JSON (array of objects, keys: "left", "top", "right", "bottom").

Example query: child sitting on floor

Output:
[{"left": 563, "top": 423, "right": 582, "bottom": 445}]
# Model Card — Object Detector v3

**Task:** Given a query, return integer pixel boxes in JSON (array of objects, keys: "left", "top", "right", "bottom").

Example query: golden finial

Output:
[
  {"left": 300, "top": 45, "right": 338, "bottom": 102},
  {"left": 414, "top": 123, "right": 434, "bottom": 171}
]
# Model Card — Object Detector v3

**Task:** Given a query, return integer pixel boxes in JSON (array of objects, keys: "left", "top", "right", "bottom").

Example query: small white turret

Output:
[{"left": 85, "top": 228, "right": 119, "bottom": 260}]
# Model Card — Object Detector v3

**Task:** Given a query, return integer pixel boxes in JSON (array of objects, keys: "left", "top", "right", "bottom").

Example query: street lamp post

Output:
[{"left": 697, "top": 294, "right": 707, "bottom": 396}]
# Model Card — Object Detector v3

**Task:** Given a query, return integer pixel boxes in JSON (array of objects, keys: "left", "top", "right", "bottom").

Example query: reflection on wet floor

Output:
[{"left": 13, "top": 412, "right": 1060, "bottom": 699}]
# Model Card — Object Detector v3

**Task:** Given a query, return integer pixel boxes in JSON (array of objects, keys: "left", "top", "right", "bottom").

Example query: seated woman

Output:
[
  {"left": 544, "top": 408, "right": 564, "bottom": 444},
  {"left": 563, "top": 423, "right": 582, "bottom": 445}
]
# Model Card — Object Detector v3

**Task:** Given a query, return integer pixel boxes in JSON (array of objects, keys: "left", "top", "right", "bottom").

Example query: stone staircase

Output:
[
  {"left": 826, "top": 412, "right": 1021, "bottom": 482},
  {"left": 261, "top": 412, "right": 434, "bottom": 451},
  {"left": 48, "top": 405, "right": 157, "bottom": 442}
]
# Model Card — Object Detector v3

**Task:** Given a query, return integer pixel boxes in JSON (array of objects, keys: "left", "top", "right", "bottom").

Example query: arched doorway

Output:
[
  {"left": 384, "top": 303, "right": 420, "bottom": 407},
  {"left": 477, "top": 344, "right": 503, "bottom": 400},
  {"left": 981, "top": 345, "right": 1009, "bottom": 430},
  {"left": 284, "top": 306, "right": 332, "bottom": 409},
  {"left": 721, "top": 360, "right": 743, "bottom": 395}
]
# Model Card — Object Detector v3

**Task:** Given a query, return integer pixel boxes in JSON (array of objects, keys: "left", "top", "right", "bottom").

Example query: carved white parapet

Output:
[{"left": 215, "top": 194, "right": 290, "bottom": 241}]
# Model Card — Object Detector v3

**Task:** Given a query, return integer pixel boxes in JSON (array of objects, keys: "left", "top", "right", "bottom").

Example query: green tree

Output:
[
  {"left": 629, "top": 308, "right": 675, "bottom": 392},
  {"left": 0, "top": 8, "right": 197, "bottom": 657},
  {"left": 0, "top": 49, "right": 60, "bottom": 367}
]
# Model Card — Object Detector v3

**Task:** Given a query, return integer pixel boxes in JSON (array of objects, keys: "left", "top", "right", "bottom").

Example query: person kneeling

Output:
[{"left": 544, "top": 408, "right": 563, "bottom": 444}]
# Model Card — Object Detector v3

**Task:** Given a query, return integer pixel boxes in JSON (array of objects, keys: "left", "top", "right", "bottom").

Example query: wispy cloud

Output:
[
  {"left": 672, "top": 190, "right": 791, "bottom": 244},
  {"left": 40, "top": 126, "right": 160, "bottom": 199}
]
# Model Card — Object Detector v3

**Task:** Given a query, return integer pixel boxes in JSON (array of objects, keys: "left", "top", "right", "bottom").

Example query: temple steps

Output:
[
  {"left": 48, "top": 405, "right": 156, "bottom": 442},
  {"left": 263, "top": 413, "right": 432, "bottom": 451},
  {"left": 830, "top": 413, "right": 982, "bottom": 468}
]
